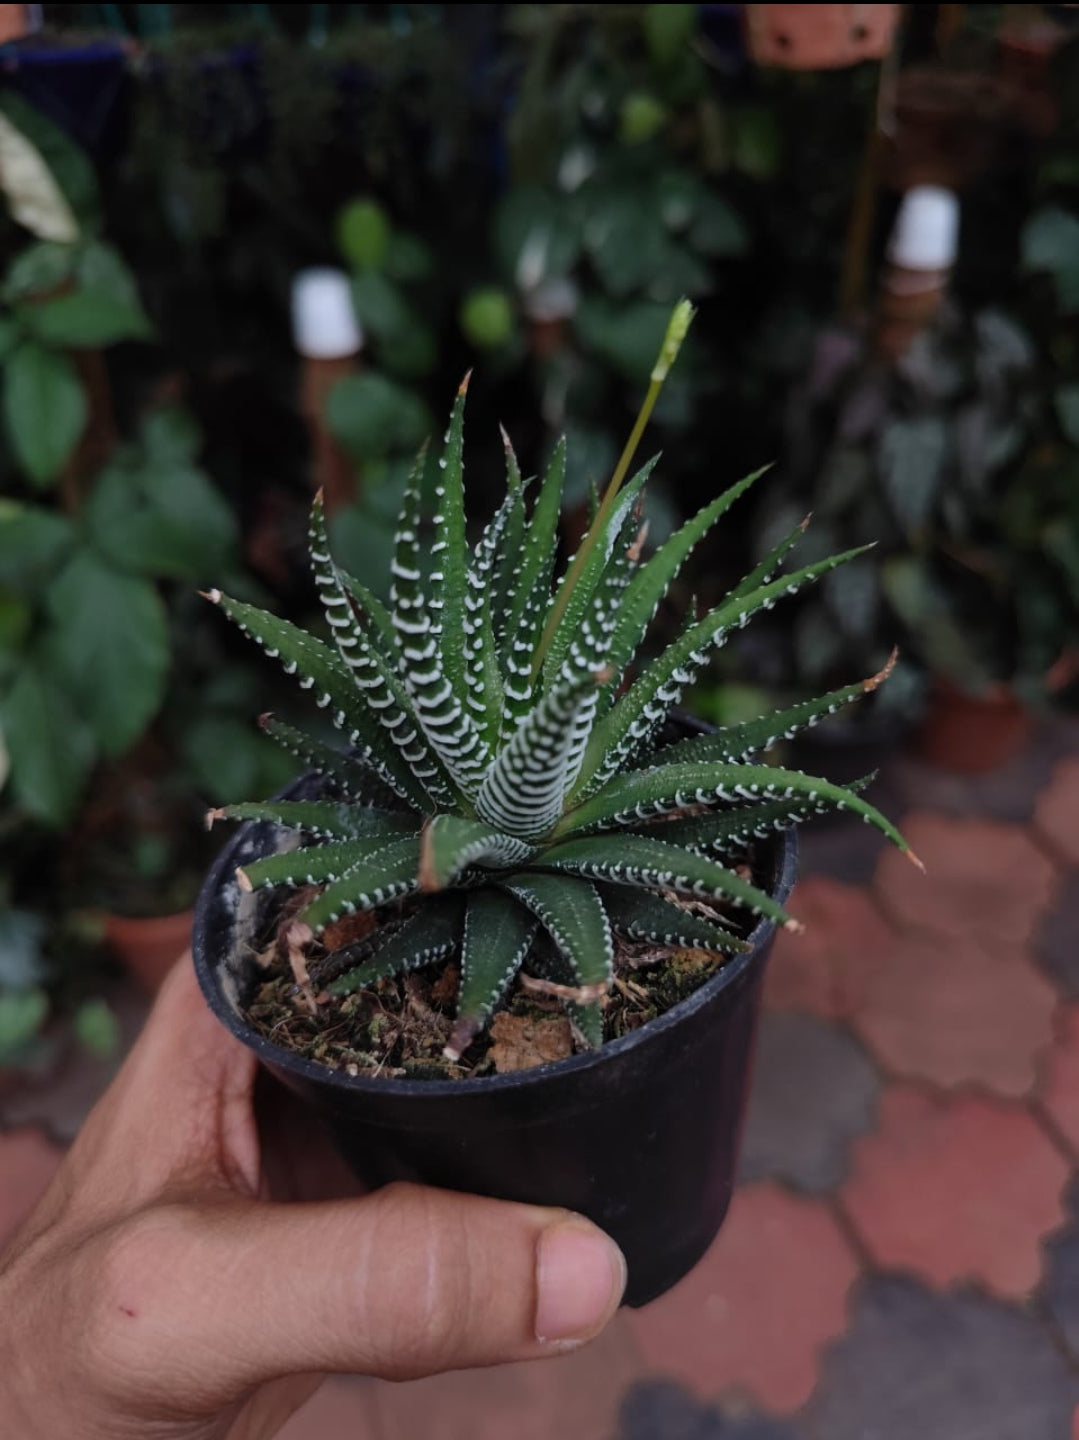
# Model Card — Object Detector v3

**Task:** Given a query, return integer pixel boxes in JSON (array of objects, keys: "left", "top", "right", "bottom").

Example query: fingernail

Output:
[{"left": 534, "top": 1218, "right": 627, "bottom": 1346}]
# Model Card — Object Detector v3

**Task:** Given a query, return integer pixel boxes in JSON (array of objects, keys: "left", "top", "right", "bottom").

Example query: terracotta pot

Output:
[
  {"left": 104, "top": 910, "right": 194, "bottom": 994},
  {"left": 745, "top": 4, "right": 899, "bottom": 70},
  {"left": 915, "top": 680, "right": 1032, "bottom": 775}
]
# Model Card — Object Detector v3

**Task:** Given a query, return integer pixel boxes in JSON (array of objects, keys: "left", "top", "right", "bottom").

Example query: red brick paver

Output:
[
  {"left": 1034, "top": 758, "right": 1079, "bottom": 867},
  {"left": 850, "top": 932, "right": 1057, "bottom": 1096},
  {"left": 0, "top": 1127, "right": 64, "bottom": 1249},
  {"left": 766, "top": 876, "right": 897, "bottom": 1020},
  {"left": 626, "top": 1181, "right": 860, "bottom": 1414},
  {"left": 1039, "top": 1005, "right": 1079, "bottom": 1161},
  {"left": 874, "top": 813, "right": 1056, "bottom": 947},
  {"left": 840, "top": 1086, "right": 1069, "bottom": 1300}
]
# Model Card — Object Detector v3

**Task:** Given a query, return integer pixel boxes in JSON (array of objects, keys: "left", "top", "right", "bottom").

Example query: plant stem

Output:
[{"left": 530, "top": 300, "right": 695, "bottom": 678}]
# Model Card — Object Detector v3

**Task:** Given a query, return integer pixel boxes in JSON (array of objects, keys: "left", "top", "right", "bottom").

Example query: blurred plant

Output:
[{"left": 760, "top": 300, "right": 1056, "bottom": 710}]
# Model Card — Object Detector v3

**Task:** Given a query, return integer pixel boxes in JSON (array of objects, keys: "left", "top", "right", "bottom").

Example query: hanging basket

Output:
[{"left": 744, "top": 4, "right": 899, "bottom": 70}]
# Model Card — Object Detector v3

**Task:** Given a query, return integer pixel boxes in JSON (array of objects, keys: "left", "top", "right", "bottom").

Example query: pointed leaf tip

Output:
[
  {"left": 205, "top": 808, "right": 224, "bottom": 830},
  {"left": 458, "top": 369, "right": 472, "bottom": 396},
  {"left": 864, "top": 647, "right": 899, "bottom": 693},
  {"left": 800, "top": 513, "right": 812, "bottom": 531},
  {"left": 906, "top": 848, "right": 926, "bottom": 872},
  {"left": 257, "top": 712, "right": 273, "bottom": 730},
  {"left": 236, "top": 866, "right": 253, "bottom": 893},
  {"left": 418, "top": 821, "right": 440, "bottom": 893},
  {"left": 783, "top": 917, "right": 806, "bottom": 934},
  {"left": 200, "top": 588, "right": 223, "bottom": 604}
]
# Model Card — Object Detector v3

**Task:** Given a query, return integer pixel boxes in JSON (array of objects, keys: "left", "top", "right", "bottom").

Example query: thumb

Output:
[{"left": 100, "top": 1183, "right": 627, "bottom": 1400}]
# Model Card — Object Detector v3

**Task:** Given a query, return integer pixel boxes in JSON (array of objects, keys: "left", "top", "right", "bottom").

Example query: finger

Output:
[
  {"left": 65, "top": 958, "right": 261, "bottom": 1209},
  {"left": 96, "top": 1185, "right": 626, "bottom": 1403}
]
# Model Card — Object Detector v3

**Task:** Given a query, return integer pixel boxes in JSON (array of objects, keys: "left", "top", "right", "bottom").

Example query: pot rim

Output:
[{"left": 193, "top": 817, "right": 798, "bottom": 1100}]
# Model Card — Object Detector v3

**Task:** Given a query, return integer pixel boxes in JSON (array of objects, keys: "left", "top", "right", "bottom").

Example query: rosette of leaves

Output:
[{"left": 208, "top": 306, "right": 916, "bottom": 1058}]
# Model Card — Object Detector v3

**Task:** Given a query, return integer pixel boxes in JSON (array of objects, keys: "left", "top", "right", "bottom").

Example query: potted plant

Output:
[{"left": 193, "top": 304, "right": 915, "bottom": 1305}]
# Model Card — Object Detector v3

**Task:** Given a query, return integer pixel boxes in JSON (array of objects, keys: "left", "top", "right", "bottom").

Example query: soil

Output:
[{"left": 244, "top": 879, "right": 758, "bottom": 1082}]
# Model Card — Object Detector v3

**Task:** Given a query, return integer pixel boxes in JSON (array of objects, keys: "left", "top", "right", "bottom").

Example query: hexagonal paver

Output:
[
  {"left": 0, "top": 1127, "right": 64, "bottom": 1249},
  {"left": 874, "top": 812, "right": 1056, "bottom": 947},
  {"left": 1034, "top": 757, "right": 1079, "bottom": 867},
  {"left": 765, "top": 876, "right": 896, "bottom": 1021},
  {"left": 849, "top": 931, "right": 1057, "bottom": 1096},
  {"left": 739, "top": 1011, "right": 881, "bottom": 1194},
  {"left": 840, "top": 1086, "right": 1069, "bottom": 1299},
  {"left": 804, "top": 1275, "right": 1079, "bottom": 1440},
  {"left": 1033, "top": 873, "right": 1079, "bottom": 998},
  {"left": 626, "top": 1182, "right": 859, "bottom": 1415},
  {"left": 614, "top": 1380, "right": 805, "bottom": 1440},
  {"left": 1039, "top": 1005, "right": 1079, "bottom": 1160}
]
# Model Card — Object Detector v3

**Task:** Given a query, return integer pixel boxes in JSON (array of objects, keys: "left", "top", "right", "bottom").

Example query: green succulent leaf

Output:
[
  {"left": 257, "top": 715, "right": 400, "bottom": 806},
  {"left": 212, "top": 800, "right": 415, "bottom": 841},
  {"left": 239, "top": 834, "right": 412, "bottom": 892},
  {"left": 478, "top": 671, "right": 606, "bottom": 841},
  {"left": 558, "top": 759, "right": 911, "bottom": 859},
  {"left": 447, "top": 888, "right": 538, "bottom": 1056},
  {"left": 643, "top": 779, "right": 872, "bottom": 854},
  {"left": 536, "top": 831, "right": 796, "bottom": 928},
  {"left": 573, "top": 545, "right": 874, "bottom": 798},
  {"left": 648, "top": 654, "right": 896, "bottom": 767},
  {"left": 325, "top": 896, "right": 464, "bottom": 996},
  {"left": 420, "top": 815, "right": 534, "bottom": 890},
  {"left": 500, "top": 872, "right": 613, "bottom": 987},
  {"left": 208, "top": 590, "right": 430, "bottom": 812},
  {"left": 300, "top": 835, "right": 423, "bottom": 933},
  {"left": 602, "top": 464, "right": 770, "bottom": 690},
  {"left": 601, "top": 887, "right": 748, "bottom": 953}
]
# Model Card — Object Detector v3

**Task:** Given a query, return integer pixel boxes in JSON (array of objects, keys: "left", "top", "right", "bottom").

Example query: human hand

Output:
[{"left": 0, "top": 958, "right": 627, "bottom": 1440}]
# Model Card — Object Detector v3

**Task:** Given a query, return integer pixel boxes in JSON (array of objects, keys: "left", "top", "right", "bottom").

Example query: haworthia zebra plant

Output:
[{"left": 207, "top": 302, "right": 919, "bottom": 1059}]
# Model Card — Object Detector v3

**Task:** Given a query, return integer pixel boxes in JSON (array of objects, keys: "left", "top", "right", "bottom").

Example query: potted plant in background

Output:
[{"left": 193, "top": 303, "right": 915, "bottom": 1305}]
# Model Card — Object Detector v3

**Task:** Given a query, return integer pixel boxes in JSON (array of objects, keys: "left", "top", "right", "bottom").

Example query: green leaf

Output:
[
  {"left": 501, "top": 439, "right": 565, "bottom": 717},
  {"left": 477, "top": 672, "right": 606, "bottom": 842},
  {"left": 575, "top": 546, "right": 873, "bottom": 797},
  {"left": 3, "top": 341, "right": 86, "bottom": 485},
  {"left": 604, "top": 465, "right": 769, "bottom": 685},
  {"left": 85, "top": 454, "right": 237, "bottom": 581},
  {"left": 0, "top": 987, "right": 48, "bottom": 1060},
  {"left": 536, "top": 831, "right": 794, "bottom": 928},
  {"left": 1022, "top": 206, "right": 1079, "bottom": 310},
  {"left": 75, "top": 239, "right": 146, "bottom": 314},
  {"left": 2, "top": 240, "right": 77, "bottom": 301},
  {"left": 337, "top": 197, "right": 391, "bottom": 270},
  {"left": 541, "top": 456, "right": 656, "bottom": 687},
  {"left": 420, "top": 815, "right": 533, "bottom": 890},
  {"left": 646, "top": 777, "right": 873, "bottom": 855},
  {"left": 558, "top": 759, "right": 913, "bottom": 860},
  {"left": 256, "top": 715, "right": 397, "bottom": 805},
  {"left": 325, "top": 372, "right": 429, "bottom": 462},
  {"left": 208, "top": 590, "right": 432, "bottom": 812},
  {"left": 650, "top": 658, "right": 895, "bottom": 766},
  {"left": 24, "top": 288, "right": 152, "bottom": 347},
  {"left": 878, "top": 417, "right": 947, "bottom": 536},
  {"left": 0, "top": 661, "right": 95, "bottom": 824},
  {"left": 0, "top": 501, "right": 73, "bottom": 592},
  {"left": 500, "top": 872, "right": 613, "bottom": 987},
  {"left": 44, "top": 552, "right": 168, "bottom": 757},
  {"left": 447, "top": 888, "right": 538, "bottom": 1055},
  {"left": 1056, "top": 384, "right": 1079, "bottom": 447},
  {"left": 601, "top": 887, "right": 747, "bottom": 953},
  {"left": 74, "top": 998, "right": 120, "bottom": 1058},
  {"left": 300, "top": 835, "right": 423, "bottom": 933},
  {"left": 430, "top": 380, "right": 470, "bottom": 704},
  {"left": 213, "top": 800, "right": 415, "bottom": 841},
  {"left": 326, "top": 896, "right": 463, "bottom": 996},
  {"left": 240, "top": 835, "right": 411, "bottom": 891}
]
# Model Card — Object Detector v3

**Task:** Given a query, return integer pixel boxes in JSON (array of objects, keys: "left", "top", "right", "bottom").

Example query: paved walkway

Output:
[{"left": 4, "top": 719, "right": 1079, "bottom": 1437}]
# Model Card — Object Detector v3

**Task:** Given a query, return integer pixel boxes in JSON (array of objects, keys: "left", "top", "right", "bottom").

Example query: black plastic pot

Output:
[{"left": 192, "top": 787, "right": 797, "bottom": 1307}]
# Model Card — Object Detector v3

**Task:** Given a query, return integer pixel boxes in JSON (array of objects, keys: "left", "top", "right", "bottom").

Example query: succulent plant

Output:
[{"left": 207, "top": 304, "right": 917, "bottom": 1058}]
